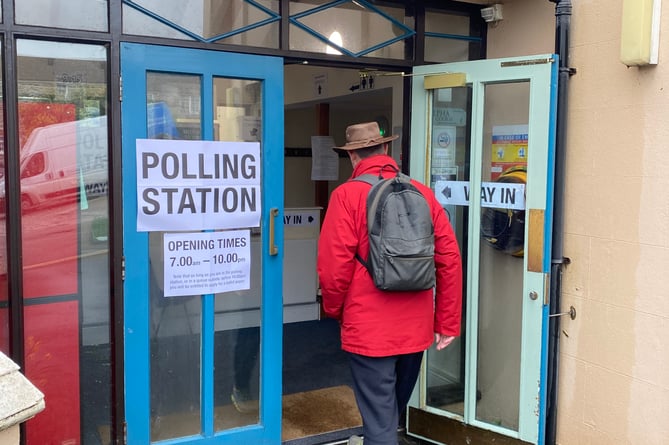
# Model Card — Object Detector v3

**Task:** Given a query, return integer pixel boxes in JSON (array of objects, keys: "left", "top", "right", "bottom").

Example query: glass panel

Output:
[
  {"left": 0, "top": 43, "right": 6, "bottom": 355},
  {"left": 424, "top": 10, "right": 481, "bottom": 63},
  {"left": 15, "top": 0, "right": 108, "bottom": 31},
  {"left": 425, "top": 37, "right": 480, "bottom": 64},
  {"left": 17, "top": 39, "right": 109, "bottom": 444},
  {"left": 425, "top": 9, "right": 471, "bottom": 34},
  {"left": 476, "top": 82, "right": 530, "bottom": 431},
  {"left": 146, "top": 72, "right": 203, "bottom": 441},
  {"left": 213, "top": 22, "right": 279, "bottom": 49},
  {"left": 211, "top": 77, "right": 262, "bottom": 430},
  {"left": 123, "top": 5, "right": 193, "bottom": 41},
  {"left": 426, "top": 86, "right": 471, "bottom": 417},
  {"left": 358, "top": 39, "right": 406, "bottom": 60},
  {"left": 289, "top": 0, "right": 410, "bottom": 58},
  {"left": 124, "top": 0, "right": 279, "bottom": 47}
]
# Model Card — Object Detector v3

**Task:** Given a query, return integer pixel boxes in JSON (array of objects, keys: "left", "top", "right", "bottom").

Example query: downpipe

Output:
[{"left": 546, "top": 1, "right": 574, "bottom": 444}]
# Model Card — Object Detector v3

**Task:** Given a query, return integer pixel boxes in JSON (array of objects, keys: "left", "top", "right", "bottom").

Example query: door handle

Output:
[{"left": 269, "top": 207, "right": 279, "bottom": 256}]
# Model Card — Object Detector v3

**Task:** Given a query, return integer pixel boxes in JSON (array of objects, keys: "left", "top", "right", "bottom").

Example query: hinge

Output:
[
  {"left": 121, "top": 256, "right": 125, "bottom": 281},
  {"left": 119, "top": 76, "right": 122, "bottom": 102},
  {"left": 123, "top": 421, "right": 127, "bottom": 445}
]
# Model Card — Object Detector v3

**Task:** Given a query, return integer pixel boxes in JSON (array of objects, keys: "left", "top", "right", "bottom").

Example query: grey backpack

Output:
[{"left": 353, "top": 164, "right": 436, "bottom": 291}]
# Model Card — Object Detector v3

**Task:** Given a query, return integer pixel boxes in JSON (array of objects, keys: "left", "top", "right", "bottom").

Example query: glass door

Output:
[
  {"left": 407, "top": 55, "right": 557, "bottom": 445},
  {"left": 121, "top": 43, "right": 284, "bottom": 444}
]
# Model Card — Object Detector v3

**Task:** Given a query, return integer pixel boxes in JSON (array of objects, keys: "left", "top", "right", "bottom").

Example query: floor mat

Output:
[
  {"left": 98, "top": 385, "right": 361, "bottom": 443},
  {"left": 282, "top": 385, "right": 361, "bottom": 440}
]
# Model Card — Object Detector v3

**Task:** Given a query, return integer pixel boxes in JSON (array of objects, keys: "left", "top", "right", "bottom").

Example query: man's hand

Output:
[{"left": 435, "top": 333, "right": 455, "bottom": 350}]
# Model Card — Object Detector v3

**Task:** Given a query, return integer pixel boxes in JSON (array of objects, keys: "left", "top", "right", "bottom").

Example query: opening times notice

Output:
[{"left": 163, "top": 230, "right": 251, "bottom": 297}]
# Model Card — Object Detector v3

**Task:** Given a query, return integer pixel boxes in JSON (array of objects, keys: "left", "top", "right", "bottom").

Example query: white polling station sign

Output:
[
  {"left": 163, "top": 230, "right": 251, "bottom": 297},
  {"left": 435, "top": 180, "right": 526, "bottom": 210},
  {"left": 136, "top": 139, "right": 261, "bottom": 232}
]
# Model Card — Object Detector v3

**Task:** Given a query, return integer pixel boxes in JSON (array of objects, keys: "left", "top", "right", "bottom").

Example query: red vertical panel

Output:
[
  {"left": 24, "top": 300, "right": 80, "bottom": 444},
  {"left": 20, "top": 103, "right": 81, "bottom": 443}
]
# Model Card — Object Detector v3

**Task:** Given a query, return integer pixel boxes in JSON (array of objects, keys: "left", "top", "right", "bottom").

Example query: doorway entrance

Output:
[{"left": 280, "top": 65, "right": 397, "bottom": 444}]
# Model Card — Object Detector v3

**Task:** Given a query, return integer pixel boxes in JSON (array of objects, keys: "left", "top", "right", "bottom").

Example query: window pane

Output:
[
  {"left": 424, "top": 9, "right": 482, "bottom": 63},
  {"left": 425, "top": 86, "right": 471, "bottom": 417},
  {"left": 425, "top": 37, "right": 480, "bottom": 63},
  {"left": 124, "top": 0, "right": 279, "bottom": 48},
  {"left": 212, "top": 77, "right": 262, "bottom": 430},
  {"left": 146, "top": 72, "right": 203, "bottom": 441},
  {"left": 123, "top": 5, "right": 192, "bottom": 40},
  {"left": 425, "top": 9, "right": 471, "bottom": 34},
  {"left": 15, "top": 0, "right": 108, "bottom": 31},
  {"left": 476, "top": 82, "right": 530, "bottom": 431},
  {"left": 289, "top": 0, "right": 410, "bottom": 59},
  {"left": 17, "top": 39, "right": 110, "bottom": 444}
]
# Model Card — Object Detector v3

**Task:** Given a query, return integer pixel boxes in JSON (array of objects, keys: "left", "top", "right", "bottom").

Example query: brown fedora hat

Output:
[{"left": 334, "top": 121, "right": 399, "bottom": 151}]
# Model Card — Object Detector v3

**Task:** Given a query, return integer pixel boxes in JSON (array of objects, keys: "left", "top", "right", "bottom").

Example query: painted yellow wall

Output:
[{"left": 559, "top": 0, "right": 669, "bottom": 443}]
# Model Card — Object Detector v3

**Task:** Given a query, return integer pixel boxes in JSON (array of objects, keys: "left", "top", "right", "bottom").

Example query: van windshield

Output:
[{"left": 21, "top": 152, "right": 45, "bottom": 179}]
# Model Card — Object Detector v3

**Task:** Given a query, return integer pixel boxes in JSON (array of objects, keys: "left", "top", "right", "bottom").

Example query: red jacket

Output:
[{"left": 317, "top": 154, "right": 463, "bottom": 357}]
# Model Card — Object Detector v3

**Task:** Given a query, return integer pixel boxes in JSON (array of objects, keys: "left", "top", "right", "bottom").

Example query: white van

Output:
[{"left": 3, "top": 116, "right": 108, "bottom": 210}]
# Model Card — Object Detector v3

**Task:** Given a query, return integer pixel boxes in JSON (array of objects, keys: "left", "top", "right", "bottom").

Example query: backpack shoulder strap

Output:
[
  {"left": 349, "top": 174, "right": 380, "bottom": 275},
  {"left": 351, "top": 174, "right": 380, "bottom": 186}
]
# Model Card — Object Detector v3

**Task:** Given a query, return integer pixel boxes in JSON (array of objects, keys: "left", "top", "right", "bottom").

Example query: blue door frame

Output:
[{"left": 121, "top": 42, "right": 284, "bottom": 444}]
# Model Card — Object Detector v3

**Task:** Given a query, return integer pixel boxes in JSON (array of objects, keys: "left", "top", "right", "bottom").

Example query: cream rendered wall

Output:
[
  {"left": 480, "top": 0, "right": 669, "bottom": 443},
  {"left": 557, "top": 1, "right": 669, "bottom": 444},
  {"left": 0, "top": 426, "right": 18, "bottom": 445}
]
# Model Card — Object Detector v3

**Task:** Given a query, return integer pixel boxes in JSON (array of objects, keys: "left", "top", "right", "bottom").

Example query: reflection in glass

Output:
[
  {"left": 475, "top": 82, "right": 530, "bottom": 431},
  {"left": 146, "top": 73, "right": 203, "bottom": 441},
  {"left": 212, "top": 77, "right": 262, "bottom": 430},
  {"left": 424, "top": 9, "right": 482, "bottom": 63},
  {"left": 289, "top": 1, "right": 409, "bottom": 59},
  {"left": 425, "top": 37, "right": 479, "bottom": 64},
  {"left": 124, "top": 0, "right": 279, "bottom": 48},
  {"left": 16, "top": 0, "right": 108, "bottom": 31},
  {"left": 17, "top": 39, "right": 109, "bottom": 444},
  {"left": 426, "top": 86, "right": 471, "bottom": 418}
]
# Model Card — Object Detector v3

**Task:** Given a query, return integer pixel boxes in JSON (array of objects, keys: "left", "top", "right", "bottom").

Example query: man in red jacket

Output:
[{"left": 317, "top": 122, "right": 463, "bottom": 445}]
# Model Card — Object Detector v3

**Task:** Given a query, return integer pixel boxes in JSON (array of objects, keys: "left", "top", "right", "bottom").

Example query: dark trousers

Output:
[{"left": 348, "top": 351, "right": 424, "bottom": 445}]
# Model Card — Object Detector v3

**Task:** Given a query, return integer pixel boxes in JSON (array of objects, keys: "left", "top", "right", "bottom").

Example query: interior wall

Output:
[
  {"left": 284, "top": 65, "right": 403, "bottom": 153},
  {"left": 284, "top": 65, "right": 399, "bottom": 207}
]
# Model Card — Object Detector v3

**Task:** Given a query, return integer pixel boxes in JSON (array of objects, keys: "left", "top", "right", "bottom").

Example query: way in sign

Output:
[{"left": 435, "top": 180, "right": 526, "bottom": 210}]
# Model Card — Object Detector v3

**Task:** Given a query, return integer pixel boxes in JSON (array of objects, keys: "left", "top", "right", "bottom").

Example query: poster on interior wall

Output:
[
  {"left": 136, "top": 139, "right": 261, "bottom": 231},
  {"left": 163, "top": 230, "right": 251, "bottom": 297},
  {"left": 311, "top": 135, "right": 339, "bottom": 180},
  {"left": 491, "top": 124, "right": 528, "bottom": 180}
]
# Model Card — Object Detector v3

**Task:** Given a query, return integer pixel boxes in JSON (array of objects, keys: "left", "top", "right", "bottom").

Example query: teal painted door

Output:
[
  {"left": 121, "top": 43, "right": 284, "bottom": 444},
  {"left": 407, "top": 55, "right": 558, "bottom": 445}
]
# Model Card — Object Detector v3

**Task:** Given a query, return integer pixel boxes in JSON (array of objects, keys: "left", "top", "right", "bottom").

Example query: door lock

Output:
[{"left": 529, "top": 291, "right": 538, "bottom": 300}]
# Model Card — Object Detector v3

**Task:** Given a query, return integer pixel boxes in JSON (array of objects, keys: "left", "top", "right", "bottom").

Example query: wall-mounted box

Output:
[{"left": 620, "top": 0, "right": 661, "bottom": 66}]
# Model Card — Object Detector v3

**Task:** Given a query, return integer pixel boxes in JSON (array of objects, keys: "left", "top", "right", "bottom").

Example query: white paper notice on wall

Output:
[
  {"left": 311, "top": 136, "right": 339, "bottom": 181},
  {"left": 163, "top": 230, "right": 251, "bottom": 297},
  {"left": 136, "top": 139, "right": 261, "bottom": 232}
]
